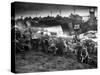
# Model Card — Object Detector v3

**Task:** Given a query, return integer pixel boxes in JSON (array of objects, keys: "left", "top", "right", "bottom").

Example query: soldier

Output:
[
  {"left": 41, "top": 39, "right": 46, "bottom": 53},
  {"left": 43, "top": 39, "right": 49, "bottom": 53},
  {"left": 18, "top": 36, "right": 26, "bottom": 59},
  {"left": 37, "top": 38, "right": 43, "bottom": 51},
  {"left": 80, "top": 45, "right": 89, "bottom": 63},
  {"left": 75, "top": 42, "right": 83, "bottom": 62},
  {"left": 48, "top": 42, "right": 58, "bottom": 55}
]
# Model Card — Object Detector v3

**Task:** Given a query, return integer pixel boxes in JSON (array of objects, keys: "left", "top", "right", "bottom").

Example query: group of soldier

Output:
[{"left": 12, "top": 26, "right": 97, "bottom": 65}]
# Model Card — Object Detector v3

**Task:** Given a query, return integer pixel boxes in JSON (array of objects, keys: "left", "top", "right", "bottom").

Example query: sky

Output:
[{"left": 13, "top": 2, "right": 97, "bottom": 19}]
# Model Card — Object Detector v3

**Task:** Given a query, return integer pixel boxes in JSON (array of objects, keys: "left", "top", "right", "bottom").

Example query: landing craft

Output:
[{"left": 57, "top": 34, "right": 74, "bottom": 41}]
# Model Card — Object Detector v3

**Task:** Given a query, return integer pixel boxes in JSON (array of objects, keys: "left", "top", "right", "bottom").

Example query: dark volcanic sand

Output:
[{"left": 15, "top": 50, "right": 96, "bottom": 73}]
